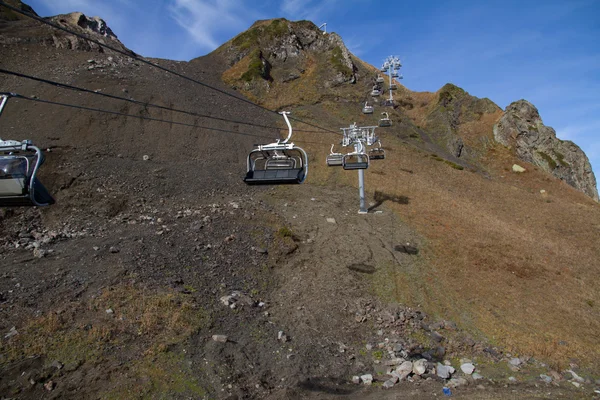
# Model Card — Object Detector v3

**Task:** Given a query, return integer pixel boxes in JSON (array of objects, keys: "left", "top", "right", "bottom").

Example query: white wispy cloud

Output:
[
  {"left": 279, "top": 0, "right": 340, "bottom": 23},
  {"left": 168, "top": 0, "right": 259, "bottom": 50},
  {"left": 556, "top": 120, "right": 600, "bottom": 141}
]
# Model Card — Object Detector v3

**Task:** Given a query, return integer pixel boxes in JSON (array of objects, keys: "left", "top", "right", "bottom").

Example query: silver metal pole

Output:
[{"left": 357, "top": 142, "right": 367, "bottom": 214}]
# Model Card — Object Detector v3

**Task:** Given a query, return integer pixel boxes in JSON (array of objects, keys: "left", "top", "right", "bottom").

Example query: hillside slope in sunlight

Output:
[{"left": 0, "top": 4, "right": 598, "bottom": 399}]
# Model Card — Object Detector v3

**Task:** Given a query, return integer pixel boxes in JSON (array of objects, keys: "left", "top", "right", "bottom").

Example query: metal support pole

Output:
[
  {"left": 358, "top": 168, "right": 367, "bottom": 214},
  {"left": 356, "top": 142, "right": 367, "bottom": 214}
]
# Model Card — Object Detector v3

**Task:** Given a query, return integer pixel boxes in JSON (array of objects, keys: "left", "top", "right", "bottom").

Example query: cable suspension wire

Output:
[
  {"left": 0, "top": 92, "right": 330, "bottom": 145},
  {"left": 0, "top": 0, "right": 342, "bottom": 136},
  {"left": 0, "top": 68, "right": 326, "bottom": 134}
]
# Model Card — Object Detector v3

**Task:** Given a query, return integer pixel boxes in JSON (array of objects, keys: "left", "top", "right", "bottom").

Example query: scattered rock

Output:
[
  {"left": 212, "top": 334, "right": 228, "bottom": 343},
  {"left": 4, "top": 326, "right": 18, "bottom": 339},
  {"left": 352, "top": 376, "right": 360, "bottom": 384},
  {"left": 326, "top": 218, "right": 336, "bottom": 224},
  {"left": 360, "top": 374, "right": 373, "bottom": 385},
  {"left": 50, "top": 360, "right": 64, "bottom": 370},
  {"left": 33, "top": 248, "right": 48, "bottom": 258},
  {"left": 472, "top": 372, "right": 484, "bottom": 380},
  {"left": 448, "top": 377, "right": 468, "bottom": 388},
  {"left": 512, "top": 164, "right": 526, "bottom": 173},
  {"left": 539, "top": 374, "right": 552, "bottom": 383},
  {"left": 277, "top": 331, "right": 288, "bottom": 342},
  {"left": 508, "top": 376, "right": 517, "bottom": 383},
  {"left": 508, "top": 357, "right": 521, "bottom": 367},
  {"left": 566, "top": 369, "right": 585, "bottom": 383},
  {"left": 412, "top": 359, "right": 428, "bottom": 375},
  {"left": 382, "top": 378, "right": 396, "bottom": 389},
  {"left": 109, "top": 246, "right": 120, "bottom": 253},
  {"left": 437, "top": 363, "right": 455, "bottom": 379},
  {"left": 44, "top": 381, "right": 56, "bottom": 391},
  {"left": 460, "top": 363, "right": 475, "bottom": 375},
  {"left": 105, "top": 308, "right": 114, "bottom": 314},
  {"left": 143, "top": 155, "right": 150, "bottom": 161}
]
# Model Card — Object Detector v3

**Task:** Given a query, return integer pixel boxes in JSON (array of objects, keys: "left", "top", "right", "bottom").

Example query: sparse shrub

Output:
[
  {"left": 330, "top": 46, "right": 353, "bottom": 78},
  {"left": 277, "top": 226, "right": 293, "bottom": 237}
]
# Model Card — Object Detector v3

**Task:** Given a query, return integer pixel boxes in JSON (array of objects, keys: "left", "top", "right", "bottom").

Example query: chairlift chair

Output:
[
  {"left": 369, "top": 141, "right": 385, "bottom": 160},
  {"left": 0, "top": 139, "right": 55, "bottom": 207},
  {"left": 376, "top": 74, "right": 384, "bottom": 83},
  {"left": 0, "top": 94, "right": 55, "bottom": 207},
  {"left": 244, "top": 112, "right": 308, "bottom": 185},
  {"left": 390, "top": 83, "right": 398, "bottom": 90},
  {"left": 362, "top": 102, "right": 374, "bottom": 114},
  {"left": 343, "top": 142, "right": 369, "bottom": 170},
  {"left": 391, "top": 71, "right": 399, "bottom": 78},
  {"left": 371, "top": 86, "right": 381, "bottom": 96},
  {"left": 326, "top": 144, "right": 344, "bottom": 167},
  {"left": 379, "top": 112, "right": 392, "bottom": 127}
]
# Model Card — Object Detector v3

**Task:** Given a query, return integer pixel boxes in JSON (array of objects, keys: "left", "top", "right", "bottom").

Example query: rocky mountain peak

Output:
[
  {"left": 214, "top": 18, "right": 358, "bottom": 107},
  {"left": 494, "top": 99, "right": 598, "bottom": 201},
  {"left": 0, "top": 0, "right": 38, "bottom": 21},
  {"left": 52, "top": 12, "right": 118, "bottom": 40}
]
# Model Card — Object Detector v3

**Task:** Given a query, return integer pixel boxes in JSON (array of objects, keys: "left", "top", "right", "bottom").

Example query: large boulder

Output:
[{"left": 494, "top": 100, "right": 598, "bottom": 201}]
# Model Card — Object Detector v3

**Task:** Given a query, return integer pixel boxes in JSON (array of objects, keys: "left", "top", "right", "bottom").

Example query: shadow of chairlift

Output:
[
  {"left": 0, "top": 95, "right": 55, "bottom": 207},
  {"left": 243, "top": 111, "right": 308, "bottom": 185}
]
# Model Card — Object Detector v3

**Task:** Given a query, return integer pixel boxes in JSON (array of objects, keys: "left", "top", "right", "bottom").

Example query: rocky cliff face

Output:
[
  {"left": 0, "top": 2, "right": 133, "bottom": 55},
  {"left": 46, "top": 12, "right": 132, "bottom": 54},
  {"left": 494, "top": 100, "right": 598, "bottom": 201},
  {"left": 214, "top": 19, "right": 358, "bottom": 107},
  {"left": 424, "top": 83, "right": 501, "bottom": 159}
]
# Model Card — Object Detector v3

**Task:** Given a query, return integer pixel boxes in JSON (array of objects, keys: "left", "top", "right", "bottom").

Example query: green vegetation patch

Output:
[
  {"left": 232, "top": 19, "right": 289, "bottom": 50},
  {"left": 537, "top": 151, "right": 557, "bottom": 170},
  {"left": 554, "top": 150, "right": 568, "bottom": 167},
  {"left": 241, "top": 49, "right": 268, "bottom": 82},
  {"left": 330, "top": 46, "right": 353, "bottom": 78}
]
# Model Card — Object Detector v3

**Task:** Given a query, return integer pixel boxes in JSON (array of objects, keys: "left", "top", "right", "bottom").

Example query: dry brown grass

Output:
[
  {"left": 1, "top": 285, "right": 209, "bottom": 366},
  {"left": 293, "top": 115, "right": 600, "bottom": 371}
]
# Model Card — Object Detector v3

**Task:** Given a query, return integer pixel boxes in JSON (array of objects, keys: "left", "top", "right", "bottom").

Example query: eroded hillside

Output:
[{"left": 0, "top": 4, "right": 599, "bottom": 399}]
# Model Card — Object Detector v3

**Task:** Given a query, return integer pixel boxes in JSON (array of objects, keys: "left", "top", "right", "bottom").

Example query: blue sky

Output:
[{"left": 27, "top": 0, "right": 600, "bottom": 178}]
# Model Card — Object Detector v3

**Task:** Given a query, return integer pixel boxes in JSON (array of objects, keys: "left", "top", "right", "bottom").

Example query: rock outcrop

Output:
[
  {"left": 494, "top": 100, "right": 598, "bottom": 201},
  {"left": 0, "top": 2, "right": 134, "bottom": 56},
  {"left": 47, "top": 12, "right": 133, "bottom": 55},
  {"left": 216, "top": 19, "right": 357, "bottom": 106},
  {"left": 0, "top": 0, "right": 38, "bottom": 21},
  {"left": 426, "top": 83, "right": 501, "bottom": 159}
]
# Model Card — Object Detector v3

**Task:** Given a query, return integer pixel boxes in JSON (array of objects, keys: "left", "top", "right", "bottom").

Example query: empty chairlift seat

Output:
[
  {"left": 362, "top": 102, "right": 374, "bottom": 114},
  {"left": 243, "top": 111, "right": 308, "bottom": 185},
  {"left": 326, "top": 144, "right": 343, "bottom": 167},
  {"left": 343, "top": 153, "right": 369, "bottom": 170},
  {"left": 376, "top": 74, "right": 384, "bottom": 83},
  {"left": 0, "top": 140, "right": 55, "bottom": 207},
  {"left": 244, "top": 149, "right": 307, "bottom": 184},
  {"left": 369, "top": 141, "right": 385, "bottom": 160},
  {"left": 371, "top": 86, "right": 381, "bottom": 96},
  {"left": 379, "top": 112, "right": 392, "bottom": 127}
]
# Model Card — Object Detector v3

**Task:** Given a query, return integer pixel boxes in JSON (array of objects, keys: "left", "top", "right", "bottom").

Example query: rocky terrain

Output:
[
  {"left": 494, "top": 99, "right": 598, "bottom": 201},
  {"left": 1, "top": 2, "right": 599, "bottom": 399}
]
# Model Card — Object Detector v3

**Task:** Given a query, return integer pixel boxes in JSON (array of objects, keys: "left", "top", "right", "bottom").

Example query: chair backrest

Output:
[{"left": 265, "top": 158, "right": 296, "bottom": 170}]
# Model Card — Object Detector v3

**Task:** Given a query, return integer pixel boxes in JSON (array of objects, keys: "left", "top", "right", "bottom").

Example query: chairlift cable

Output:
[
  {"left": 0, "top": 68, "right": 327, "bottom": 134},
  {"left": 0, "top": 1, "right": 342, "bottom": 136},
  {"left": 0, "top": 92, "right": 330, "bottom": 146}
]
